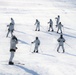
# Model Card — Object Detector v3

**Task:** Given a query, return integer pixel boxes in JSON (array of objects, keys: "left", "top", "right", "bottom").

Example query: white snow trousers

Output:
[{"left": 9, "top": 52, "right": 14, "bottom": 62}]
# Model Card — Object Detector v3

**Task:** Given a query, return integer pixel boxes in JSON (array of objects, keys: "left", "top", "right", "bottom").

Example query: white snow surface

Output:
[{"left": 0, "top": 0, "right": 76, "bottom": 75}]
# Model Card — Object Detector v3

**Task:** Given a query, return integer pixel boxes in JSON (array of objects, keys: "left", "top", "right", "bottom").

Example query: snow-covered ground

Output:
[{"left": 0, "top": 0, "right": 76, "bottom": 75}]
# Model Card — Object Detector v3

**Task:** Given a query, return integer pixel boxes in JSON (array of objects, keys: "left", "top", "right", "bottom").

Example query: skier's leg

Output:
[
  {"left": 60, "top": 28, "right": 62, "bottom": 33},
  {"left": 9, "top": 51, "right": 14, "bottom": 64},
  {"left": 38, "top": 25, "right": 40, "bottom": 31},
  {"left": 62, "top": 45, "right": 65, "bottom": 53},
  {"left": 11, "top": 30, "right": 13, "bottom": 37},
  {"left": 36, "top": 46, "right": 38, "bottom": 53},
  {"left": 57, "top": 28, "right": 59, "bottom": 33},
  {"left": 48, "top": 25, "right": 50, "bottom": 31},
  {"left": 6, "top": 30, "right": 10, "bottom": 37},
  {"left": 33, "top": 46, "right": 36, "bottom": 53},
  {"left": 9, "top": 52, "right": 14, "bottom": 62},
  {"left": 51, "top": 26, "right": 54, "bottom": 31},
  {"left": 57, "top": 45, "right": 60, "bottom": 52},
  {"left": 35, "top": 26, "right": 37, "bottom": 31}
]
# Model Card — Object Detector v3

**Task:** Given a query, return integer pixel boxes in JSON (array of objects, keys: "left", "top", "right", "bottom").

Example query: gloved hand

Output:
[
  {"left": 16, "top": 47, "right": 18, "bottom": 49},
  {"left": 31, "top": 42, "right": 33, "bottom": 44}
]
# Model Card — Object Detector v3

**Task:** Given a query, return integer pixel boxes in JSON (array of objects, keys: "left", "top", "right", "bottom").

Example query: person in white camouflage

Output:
[
  {"left": 48, "top": 19, "right": 54, "bottom": 32},
  {"left": 57, "top": 34, "right": 65, "bottom": 53},
  {"left": 55, "top": 15, "right": 60, "bottom": 25},
  {"left": 34, "top": 19, "right": 40, "bottom": 31},
  {"left": 6, "top": 23, "right": 14, "bottom": 37},
  {"left": 56, "top": 22, "right": 63, "bottom": 33},
  {"left": 9, "top": 35, "right": 18, "bottom": 65},
  {"left": 31, "top": 37, "right": 40, "bottom": 53}
]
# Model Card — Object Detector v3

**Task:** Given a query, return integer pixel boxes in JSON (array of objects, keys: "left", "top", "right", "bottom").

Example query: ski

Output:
[{"left": 16, "top": 62, "right": 25, "bottom": 65}]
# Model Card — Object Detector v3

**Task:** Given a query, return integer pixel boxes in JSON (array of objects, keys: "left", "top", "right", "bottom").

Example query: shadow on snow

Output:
[
  {"left": 39, "top": 53, "right": 55, "bottom": 57},
  {"left": 15, "top": 30, "right": 34, "bottom": 37},
  {"left": 65, "top": 52, "right": 76, "bottom": 57},
  {"left": 18, "top": 39, "right": 29, "bottom": 45},
  {"left": 15, "top": 65, "right": 39, "bottom": 75}
]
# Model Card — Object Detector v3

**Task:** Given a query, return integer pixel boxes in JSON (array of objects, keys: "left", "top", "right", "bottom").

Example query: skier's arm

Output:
[
  {"left": 34, "top": 22, "right": 36, "bottom": 25},
  {"left": 7, "top": 25, "right": 10, "bottom": 27},
  {"left": 48, "top": 21, "right": 50, "bottom": 24},
  {"left": 57, "top": 38, "right": 60, "bottom": 42},
  {"left": 38, "top": 40, "right": 40, "bottom": 45},
  {"left": 31, "top": 40, "right": 36, "bottom": 44}
]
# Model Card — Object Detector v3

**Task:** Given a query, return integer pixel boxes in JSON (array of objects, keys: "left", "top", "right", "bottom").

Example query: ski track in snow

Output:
[{"left": 0, "top": 0, "right": 76, "bottom": 75}]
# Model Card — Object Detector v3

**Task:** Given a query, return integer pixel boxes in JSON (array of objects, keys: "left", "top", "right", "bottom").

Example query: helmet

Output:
[
  {"left": 12, "top": 35, "right": 16, "bottom": 39},
  {"left": 60, "top": 34, "right": 63, "bottom": 39},
  {"left": 36, "top": 37, "right": 38, "bottom": 40}
]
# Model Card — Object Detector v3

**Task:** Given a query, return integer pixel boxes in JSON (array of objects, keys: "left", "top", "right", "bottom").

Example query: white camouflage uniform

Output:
[
  {"left": 32, "top": 37, "right": 40, "bottom": 52},
  {"left": 57, "top": 35, "right": 65, "bottom": 53},
  {"left": 35, "top": 19, "right": 40, "bottom": 31},
  {"left": 56, "top": 22, "right": 63, "bottom": 33},
  {"left": 48, "top": 19, "right": 54, "bottom": 31},
  {"left": 55, "top": 15, "right": 60, "bottom": 25},
  {"left": 6, "top": 23, "right": 14, "bottom": 37},
  {"left": 9, "top": 36, "right": 18, "bottom": 62}
]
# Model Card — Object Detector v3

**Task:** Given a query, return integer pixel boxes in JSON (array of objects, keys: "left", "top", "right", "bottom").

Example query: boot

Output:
[
  {"left": 32, "top": 50, "right": 35, "bottom": 53},
  {"left": 36, "top": 50, "right": 38, "bottom": 53},
  {"left": 9, "top": 61, "right": 14, "bottom": 65},
  {"left": 48, "top": 30, "right": 50, "bottom": 31},
  {"left": 57, "top": 50, "right": 60, "bottom": 53},
  {"left": 51, "top": 30, "right": 54, "bottom": 32},
  {"left": 63, "top": 50, "right": 65, "bottom": 53}
]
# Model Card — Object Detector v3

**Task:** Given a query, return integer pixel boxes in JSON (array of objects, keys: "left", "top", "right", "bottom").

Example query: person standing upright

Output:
[
  {"left": 56, "top": 22, "right": 63, "bottom": 33},
  {"left": 31, "top": 37, "right": 40, "bottom": 53},
  {"left": 34, "top": 19, "right": 40, "bottom": 31},
  {"left": 48, "top": 19, "right": 54, "bottom": 32},
  {"left": 9, "top": 35, "right": 18, "bottom": 65},
  {"left": 6, "top": 23, "right": 14, "bottom": 37},
  {"left": 55, "top": 15, "right": 60, "bottom": 25},
  {"left": 57, "top": 34, "right": 65, "bottom": 53}
]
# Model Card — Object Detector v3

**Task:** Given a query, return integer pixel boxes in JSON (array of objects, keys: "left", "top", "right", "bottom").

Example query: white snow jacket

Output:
[
  {"left": 10, "top": 37, "right": 18, "bottom": 50},
  {"left": 7, "top": 24, "right": 14, "bottom": 31},
  {"left": 35, "top": 21, "right": 40, "bottom": 27},
  {"left": 48, "top": 20, "right": 53, "bottom": 27},
  {"left": 57, "top": 38, "right": 65, "bottom": 46},
  {"left": 33, "top": 39, "right": 40, "bottom": 47},
  {"left": 57, "top": 23, "right": 63, "bottom": 29}
]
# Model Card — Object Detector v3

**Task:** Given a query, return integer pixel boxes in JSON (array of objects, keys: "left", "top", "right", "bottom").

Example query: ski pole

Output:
[
  {"left": 65, "top": 42, "right": 76, "bottom": 50},
  {"left": 53, "top": 43, "right": 58, "bottom": 51}
]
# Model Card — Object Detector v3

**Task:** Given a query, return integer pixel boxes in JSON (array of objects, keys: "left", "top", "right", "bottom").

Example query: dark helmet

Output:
[
  {"left": 11, "top": 18, "right": 13, "bottom": 20},
  {"left": 36, "top": 19, "right": 38, "bottom": 22},
  {"left": 59, "top": 22, "right": 61, "bottom": 24},
  {"left": 12, "top": 35, "right": 17, "bottom": 40},
  {"left": 36, "top": 37, "right": 38, "bottom": 40},
  {"left": 60, "top": 34, "right": 63, "bottom": 39}
]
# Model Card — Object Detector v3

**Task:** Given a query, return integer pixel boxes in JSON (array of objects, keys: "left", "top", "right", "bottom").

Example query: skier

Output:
[
  {"left": 9, "top": 35, "right": 18, "bottom": 65},
  {"left": 55, "top": 15, "right": 60, "bottom": 25},
  {"left": 57, "top": 34, "right": 65, "bottom": 53},
  {"left": 31, "top": 37, "right": 40, "bottom": 53},
  {"left": 34, "top": 19, "right": 40, "bottom": 31},
  {"left": 56, "top": 22, "right": 63, "bottom": 33},
  {"left": 6, "top": 23, "right": 14, "bottom": 37},
  {"left": 48, "top": 19, "right": 54, "bottom": 32}
]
